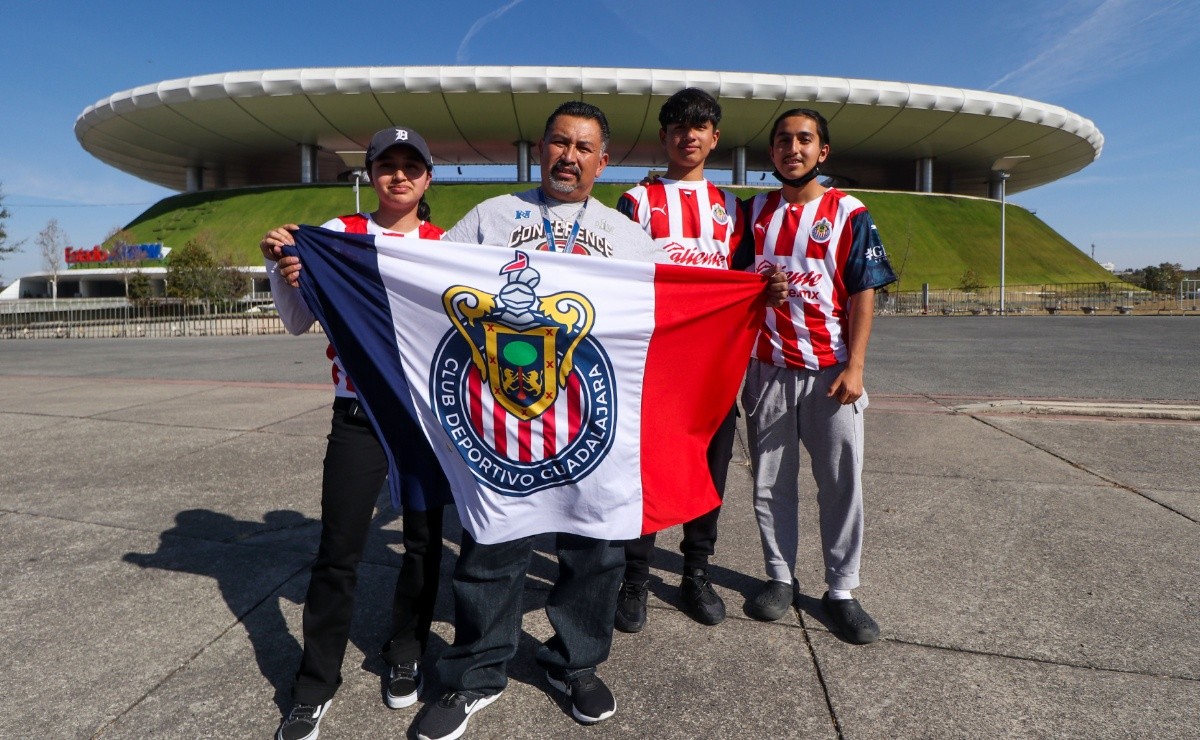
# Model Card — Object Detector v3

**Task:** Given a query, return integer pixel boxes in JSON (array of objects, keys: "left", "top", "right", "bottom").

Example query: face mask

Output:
[{"left": 772, "top": 165, "right": 821, "bottom": 189}]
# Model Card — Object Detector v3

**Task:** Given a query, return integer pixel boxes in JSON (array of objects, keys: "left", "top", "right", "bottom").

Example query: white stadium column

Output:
[
  {"left": 732, "top": 146, "right": 747, "bottom": 186},
  {"left": 916, "top": 157, "right": 934, "bottom": 192},
  {"left": 186, "top": 166, "right": 204, "bottom": 192},
  {"left": 516, "top": 140, "right": 532, "bottom": 183},
  {"left": 300, "top": 144, "right": 318, "bottom": 183}
]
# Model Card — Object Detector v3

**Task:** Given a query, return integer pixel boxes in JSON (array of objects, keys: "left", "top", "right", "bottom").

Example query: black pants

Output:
[
  {"left": 292, "top": 400, "right": 444, "bottom": 706},
  {"left": 623, "top": 405, "right": 737, "bottom": 583}
]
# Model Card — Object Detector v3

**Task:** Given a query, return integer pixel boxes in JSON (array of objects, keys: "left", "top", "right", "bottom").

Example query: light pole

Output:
[
  {"left": 991, "top": 156, "right": 1029, "bottom": 314},
  {"left": 351, "top": 169, "right": 367, "bottom": 213},
  {"left": 335, "top": 150, "right": 370, "bottom": 214}
]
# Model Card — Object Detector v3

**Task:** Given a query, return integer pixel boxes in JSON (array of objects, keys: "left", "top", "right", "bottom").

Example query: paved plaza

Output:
[{"left": 1, "top": 316, "right": 1197, "bottom": 739}]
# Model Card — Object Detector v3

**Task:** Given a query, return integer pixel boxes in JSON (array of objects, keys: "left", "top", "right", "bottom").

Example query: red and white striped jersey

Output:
[
  {"left": 618, "top": 179, "right": 741, "bottom": 269},
  {"left": 321, "top": 213, "right": 445, "bottom": 397},
  {"left": 740, "top": 189, "right": 896, "bottom": 370}
]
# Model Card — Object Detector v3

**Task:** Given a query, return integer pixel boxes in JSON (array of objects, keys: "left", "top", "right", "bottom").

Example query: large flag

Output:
[{"left": 291, "top": 226, "right": 764, "bottom": 545}]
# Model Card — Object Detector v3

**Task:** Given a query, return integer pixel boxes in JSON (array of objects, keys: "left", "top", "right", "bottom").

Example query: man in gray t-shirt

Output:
[
  {"left": 418, "top": 101, "right": 649, "bottom": 740},
  {"left": 443, "top": 187, "right": 665, "bottom": 264}
]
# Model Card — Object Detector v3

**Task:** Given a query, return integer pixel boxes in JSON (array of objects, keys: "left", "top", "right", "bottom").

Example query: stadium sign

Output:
[{"left": 65, "top": 243, "right": 170, "bottom": 265}]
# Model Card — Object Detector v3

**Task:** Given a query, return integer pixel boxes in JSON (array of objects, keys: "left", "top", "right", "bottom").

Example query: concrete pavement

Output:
[{"left": 1, "top": 316, "right": 1196, "bottom": 739}]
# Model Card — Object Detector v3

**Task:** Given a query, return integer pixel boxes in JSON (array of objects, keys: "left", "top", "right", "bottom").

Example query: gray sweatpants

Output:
[{"left": 741, "top": 359, "right": 866, "bottom": 591}]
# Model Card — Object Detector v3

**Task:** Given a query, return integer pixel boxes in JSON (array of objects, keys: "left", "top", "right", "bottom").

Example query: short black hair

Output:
[
  {"left": 543, "top": 101, "right": 611, "bottom": 152},
  {"left": 770, "top": 108, "right": 831, "bottom": 148},
  {"left": 658, "top": 87, "right": 722, "bottom": 129}
]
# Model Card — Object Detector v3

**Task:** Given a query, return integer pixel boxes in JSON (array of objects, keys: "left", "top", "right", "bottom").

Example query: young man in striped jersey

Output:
[
  {"left": 613, "top": 88, "right": 742, "bottom": 631},
  {"left": 735, "top": 109, "right": 896, "bottom": 644}
]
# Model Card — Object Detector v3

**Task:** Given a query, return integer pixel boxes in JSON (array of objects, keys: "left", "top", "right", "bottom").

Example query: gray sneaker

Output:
[{"left": 745, "top": 579, "right": 794, "bottom": 621}]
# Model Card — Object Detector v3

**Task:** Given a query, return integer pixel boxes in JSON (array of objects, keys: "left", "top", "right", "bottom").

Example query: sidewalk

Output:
[{"left": 0, "top": 324, "right": 1196, "bottom": 739}]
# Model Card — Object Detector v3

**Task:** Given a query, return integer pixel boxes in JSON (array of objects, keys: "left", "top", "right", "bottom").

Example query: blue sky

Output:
[{"left": 1, "top": 0, "right": 1197, "bottom": 281}]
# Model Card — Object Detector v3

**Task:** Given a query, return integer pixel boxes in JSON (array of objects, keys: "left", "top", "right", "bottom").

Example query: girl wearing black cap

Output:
[{"left": 260, "top": 126, "right": 449, "bottom": 740}]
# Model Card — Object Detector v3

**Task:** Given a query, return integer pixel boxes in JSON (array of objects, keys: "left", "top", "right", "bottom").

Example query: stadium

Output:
[{"left": 3, "top": 65, "right": 1112, "bottom": 305}]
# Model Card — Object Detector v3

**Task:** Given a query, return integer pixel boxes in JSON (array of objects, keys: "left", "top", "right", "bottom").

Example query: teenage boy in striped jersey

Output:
[
  {"left": 735, "top": 108, "right": 895, "bottom": 644},
  {"left": 613, "top": 88, "right": 743, "bottom": 631}
]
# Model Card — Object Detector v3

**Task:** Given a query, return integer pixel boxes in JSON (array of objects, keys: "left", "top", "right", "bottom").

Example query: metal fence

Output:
[
  {"left": 0, "top": 296, "right": 320, "bottom": 339},
  {"left": 1181, "top": 279, "right": 1200, "bottom": 312},
  {"left": 878, "top": 282, "right": 1179, "bottom": 316},
  {"left": 2, "top": 280, "right": 1192, "bottom": 339}
]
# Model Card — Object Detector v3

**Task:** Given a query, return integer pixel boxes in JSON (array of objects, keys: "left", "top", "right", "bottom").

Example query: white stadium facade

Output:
[{"left": 4, "top": 65, "right": 1102, "bottom": 299}]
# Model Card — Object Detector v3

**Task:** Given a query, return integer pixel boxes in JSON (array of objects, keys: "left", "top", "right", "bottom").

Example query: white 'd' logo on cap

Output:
[{"left": 395, "top": 129, "right": 408, "bottom": 141}]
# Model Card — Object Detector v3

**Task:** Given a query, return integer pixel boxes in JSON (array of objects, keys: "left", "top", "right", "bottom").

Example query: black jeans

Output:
[
  {"left": 436, "top": 530, "right": 624, "bottom": 696},
  {"left": 292, "top": 400, "right": 445, "bottom": 706},
  {"left": 623, "top": 404, "right": 737, "bottom": 583}
]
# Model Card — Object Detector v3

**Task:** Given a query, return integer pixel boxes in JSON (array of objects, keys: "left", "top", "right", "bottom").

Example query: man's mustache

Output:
[{"left": 551, "top": 161, "right": 581, "bottom": 178}]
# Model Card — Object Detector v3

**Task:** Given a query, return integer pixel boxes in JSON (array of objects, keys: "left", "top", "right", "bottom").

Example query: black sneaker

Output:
[
  {"left": 614, "top": 580, "right": 648, "bottom": 633},
  {"left": 384, "top": 660, "right": 421, "bottom": 709},
  {"left": 275, "top": 700, "right": 331, "bottom": 740},
  {"left": 745, "top": 579, "right": 794, "bottom": 621},
  {"left": 680, "top": 568, "right": 726, "bottom": 625},
  {"left": 546, "top": 670, "right": 616, "bottom": 724},
  {"left": 822, "top": 592, "right": 881, "bottom": 644},
  {"left": 416, "top": 690, "right": 501, "bottom": 740}
]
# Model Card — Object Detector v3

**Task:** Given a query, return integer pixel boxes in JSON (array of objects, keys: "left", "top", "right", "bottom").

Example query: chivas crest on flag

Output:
[{"left": 431, "top": 251, "right": 617, "bottom": 495}]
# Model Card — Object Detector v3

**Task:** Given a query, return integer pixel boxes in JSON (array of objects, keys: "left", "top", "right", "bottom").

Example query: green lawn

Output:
[{"left": 120, "top": 183, "right": 1115, "bottom": 290}]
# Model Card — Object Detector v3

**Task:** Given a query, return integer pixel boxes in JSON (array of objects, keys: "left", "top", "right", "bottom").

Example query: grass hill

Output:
[{"left": 120, "top": 183, "right": 1115, "bottom": 290}]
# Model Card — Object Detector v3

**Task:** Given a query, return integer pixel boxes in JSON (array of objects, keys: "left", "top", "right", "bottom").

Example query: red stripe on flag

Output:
[
  {"left": 542, "top": 394, "right": 558, "bottom": 458},
  {"left": 640, "top": 265, "right": 764, "bottom": 535},
  {"left": 468, "top": 367, "right": 484, "bottom": 438},
  {"left": 491, "top": 386, "right": 508, "bottom": 458},
  {"left": 517, "top": 417, "right": 533, "bottom": 462},
  {"left": 567, "top": 373, "right": 582, "bottom": 440}
]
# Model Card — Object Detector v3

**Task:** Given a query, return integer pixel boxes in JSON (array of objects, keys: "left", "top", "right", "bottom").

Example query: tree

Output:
[
  {"left": 958, "top": 268, "right": 986, "bottom": 293},
  {"left": 0, "top": 184, "right": 26, "bottom": 271},
  {"left": 36, "top": 218, "right": 67, "bottom": 300},
  {"left": 127, "top": 271, "right": 154, "bottom": 305},
  {"left": 166, "top": 239, "right": 221, "bottom": 304},
  {"left": 166, "top": 232, "right": 248, "bottom": 306},
  {"left": 1140, "top": 262, "right": 1183, "bottom": 292},
  {"left": 214, "top": 256, "right": 249, "bottom": 304},
  {"left": 104, "top": 226, "right": 139, "bottom": 297}
]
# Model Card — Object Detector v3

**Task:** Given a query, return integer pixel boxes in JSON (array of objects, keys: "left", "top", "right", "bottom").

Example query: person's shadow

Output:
[{"left": 124, "top": 508, "right": 321, "bottom": 712}]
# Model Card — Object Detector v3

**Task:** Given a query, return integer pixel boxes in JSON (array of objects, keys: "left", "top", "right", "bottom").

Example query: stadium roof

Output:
[{"left": 75, "top": 66, "right": 1103, "bottom": 197}]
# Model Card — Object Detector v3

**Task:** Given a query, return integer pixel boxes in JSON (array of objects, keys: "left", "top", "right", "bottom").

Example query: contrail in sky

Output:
[
  {"left": 457, "top": 0, "right": 527, "bottom": 64},
  {"left": 989, "top": 0, "right": 1200, "bottom": 98}
]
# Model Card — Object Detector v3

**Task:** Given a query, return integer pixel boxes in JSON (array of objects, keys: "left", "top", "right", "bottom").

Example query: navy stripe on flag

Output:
[{"left": 288, "top": 225, "right": 450, "bottom": 511}]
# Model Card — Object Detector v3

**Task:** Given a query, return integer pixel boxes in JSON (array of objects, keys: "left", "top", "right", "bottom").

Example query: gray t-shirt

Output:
[{"left": 444, "top": 188, "right": 667, "bottom": 265}]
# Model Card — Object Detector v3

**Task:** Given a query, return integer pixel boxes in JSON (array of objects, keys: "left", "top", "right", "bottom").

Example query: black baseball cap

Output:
[{"left": 365, "top": 126, "right": 433, "bottom": 169}]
